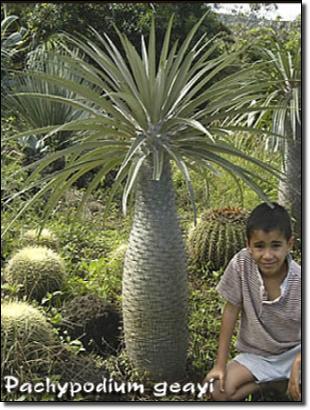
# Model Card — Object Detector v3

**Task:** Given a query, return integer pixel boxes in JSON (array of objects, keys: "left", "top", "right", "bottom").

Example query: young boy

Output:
[{"left": 204, "top": 202, "right": 301, "bottom": 401}]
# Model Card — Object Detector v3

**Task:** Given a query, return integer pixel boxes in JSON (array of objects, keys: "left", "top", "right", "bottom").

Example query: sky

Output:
[
  {"left": 272, "top": 2, "right": 302, "bottom": 20},
  {"left": 210, "top": 3, "right": 301, "bottom": 21}
]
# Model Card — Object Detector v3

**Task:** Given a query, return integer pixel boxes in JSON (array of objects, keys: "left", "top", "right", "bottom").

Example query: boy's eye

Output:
[
  {"left": 254, "top": 244, "right": 264, "bottom": 249},
  {"left": 254, "top": 243, "right": 282, "bottom": 249}
]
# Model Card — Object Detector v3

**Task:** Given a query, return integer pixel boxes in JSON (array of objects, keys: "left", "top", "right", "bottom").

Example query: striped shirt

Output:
[{"left": 216, "top": 248, "right": 301, "bottom": 356}]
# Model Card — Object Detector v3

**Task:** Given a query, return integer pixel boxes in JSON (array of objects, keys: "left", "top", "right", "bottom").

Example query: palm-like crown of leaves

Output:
[{"left": 3, "top": 13, "right": 283, "bottom": 235}]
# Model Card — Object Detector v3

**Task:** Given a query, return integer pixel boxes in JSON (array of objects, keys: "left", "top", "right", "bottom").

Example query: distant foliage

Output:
[
  {"left": 6, "top": 3, "right": 230, "bottom": 54},
  {"left": 1, "top": 9, "right": 28, "bottom": 100}
]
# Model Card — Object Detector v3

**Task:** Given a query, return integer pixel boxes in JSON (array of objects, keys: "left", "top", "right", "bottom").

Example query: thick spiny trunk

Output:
[
  {"left": 278, "top": 120, "right": 301, "bottom": 239},
  {"left": 122, "top": 159, "right": 188, "bottom": 382}
]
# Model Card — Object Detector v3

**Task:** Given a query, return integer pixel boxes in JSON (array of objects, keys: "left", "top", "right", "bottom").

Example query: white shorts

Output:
[{"left": 233, "top": 344, "right": 301, "bottom": 383}]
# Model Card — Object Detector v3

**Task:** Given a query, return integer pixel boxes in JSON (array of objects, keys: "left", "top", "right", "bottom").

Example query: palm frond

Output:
[{"left": 251, "top": 42, "right": 301, "bottom": 149}]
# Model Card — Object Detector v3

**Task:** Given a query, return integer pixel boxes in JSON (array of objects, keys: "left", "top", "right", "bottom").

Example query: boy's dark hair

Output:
[{"left": 246, "top": 202, "right": 292, "bottom": 241}]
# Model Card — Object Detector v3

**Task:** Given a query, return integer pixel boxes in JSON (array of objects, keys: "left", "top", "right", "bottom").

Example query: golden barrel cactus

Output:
[
  {"left": 5, "top": 246, "right": 65, "bottom": 301},
  {"left": 20, "top": 228, "right": 59, "bottom": 251},
  {"left": 1, "top": 301, "right": 56, "bottom": 379},
  {"left": 188, "top": 207, "right": 248, "bottom": 272}
]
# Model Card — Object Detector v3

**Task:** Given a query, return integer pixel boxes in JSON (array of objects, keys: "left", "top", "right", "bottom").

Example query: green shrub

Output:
[
  {"left": 1, "top": 301, "right": 56, "bottom": 380},
  {"left": 50, "top": 212, "right": 130, "bottom": 269},
  {"left": 5, "top": 246, "right": 66, "bottom": 301},
  {"left": 64, "top": 244, "right": 125, "bottom": 304},
  {"left": 187, "top": 207, "right": 248, "bottom": 273},
  {"left": 20, "top": 228, "right": 59, "bottom": 251}
]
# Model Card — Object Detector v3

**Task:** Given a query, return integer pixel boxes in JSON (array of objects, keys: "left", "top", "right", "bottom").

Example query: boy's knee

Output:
[{"left": 210, "top": 382, "right": 236, "bottom": 401}]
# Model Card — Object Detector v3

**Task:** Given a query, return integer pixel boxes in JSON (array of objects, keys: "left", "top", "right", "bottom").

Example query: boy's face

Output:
[{"left": 247, "top": 229, "right": 293, "bottom": 277}]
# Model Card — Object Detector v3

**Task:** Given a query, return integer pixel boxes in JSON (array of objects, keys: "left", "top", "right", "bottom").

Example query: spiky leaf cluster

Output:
[
  {"left": 2, "top": 14, "right": 284, "bottom": 235},
  {"left": 188, "top": 207, "right": 248, "bottom": 272},
  {"left": 5, "top": 246, "right": 65, "bottom": 301},
  {"left": 252, "top": 42, "right": 301, "bottom": 150}
]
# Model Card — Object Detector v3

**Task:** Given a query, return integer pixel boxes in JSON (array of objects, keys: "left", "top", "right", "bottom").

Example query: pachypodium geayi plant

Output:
[{"left": 4, "top": 14, "right": 283, "bottom": 380}]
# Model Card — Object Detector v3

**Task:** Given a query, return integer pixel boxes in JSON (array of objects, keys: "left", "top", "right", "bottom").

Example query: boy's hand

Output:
[
  {"left": 287, "top": 352, "right": 301, "bottom": 401},
  {"left": 204, "top": 366, "right": 226, "bottom": 392}
]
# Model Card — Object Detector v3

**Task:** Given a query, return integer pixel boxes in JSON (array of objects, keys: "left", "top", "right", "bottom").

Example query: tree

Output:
[
  {"left": 5, "top": 3, "right": 231, "bottom": 59},
  {"left": 226, "top": 15, "right": 300, "bottom": 63},
  {"left": 255, "top": 42, "right": 301, "bottom": 239},
  {"left": 3, "top": 15, "right": 282, "bottom": 381},
  {"left": 217, "top": 12, "right": 301, "bottom": 239}
]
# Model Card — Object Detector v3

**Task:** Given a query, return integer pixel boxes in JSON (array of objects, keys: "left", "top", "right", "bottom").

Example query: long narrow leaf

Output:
[
  {"left": 122, "top": 154, "right": 147, "bottom": 216},
  {"left": 162, "top": 142, "right": 197, "bottom": 224}
]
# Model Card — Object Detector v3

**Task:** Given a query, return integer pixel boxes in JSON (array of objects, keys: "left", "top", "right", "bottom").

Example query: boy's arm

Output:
[
  {"left": 205, "top": 301, "right": 240, "bottom": 391},
  {"left": 287, "top": 351, "right": 301, "bottom": 401}
]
